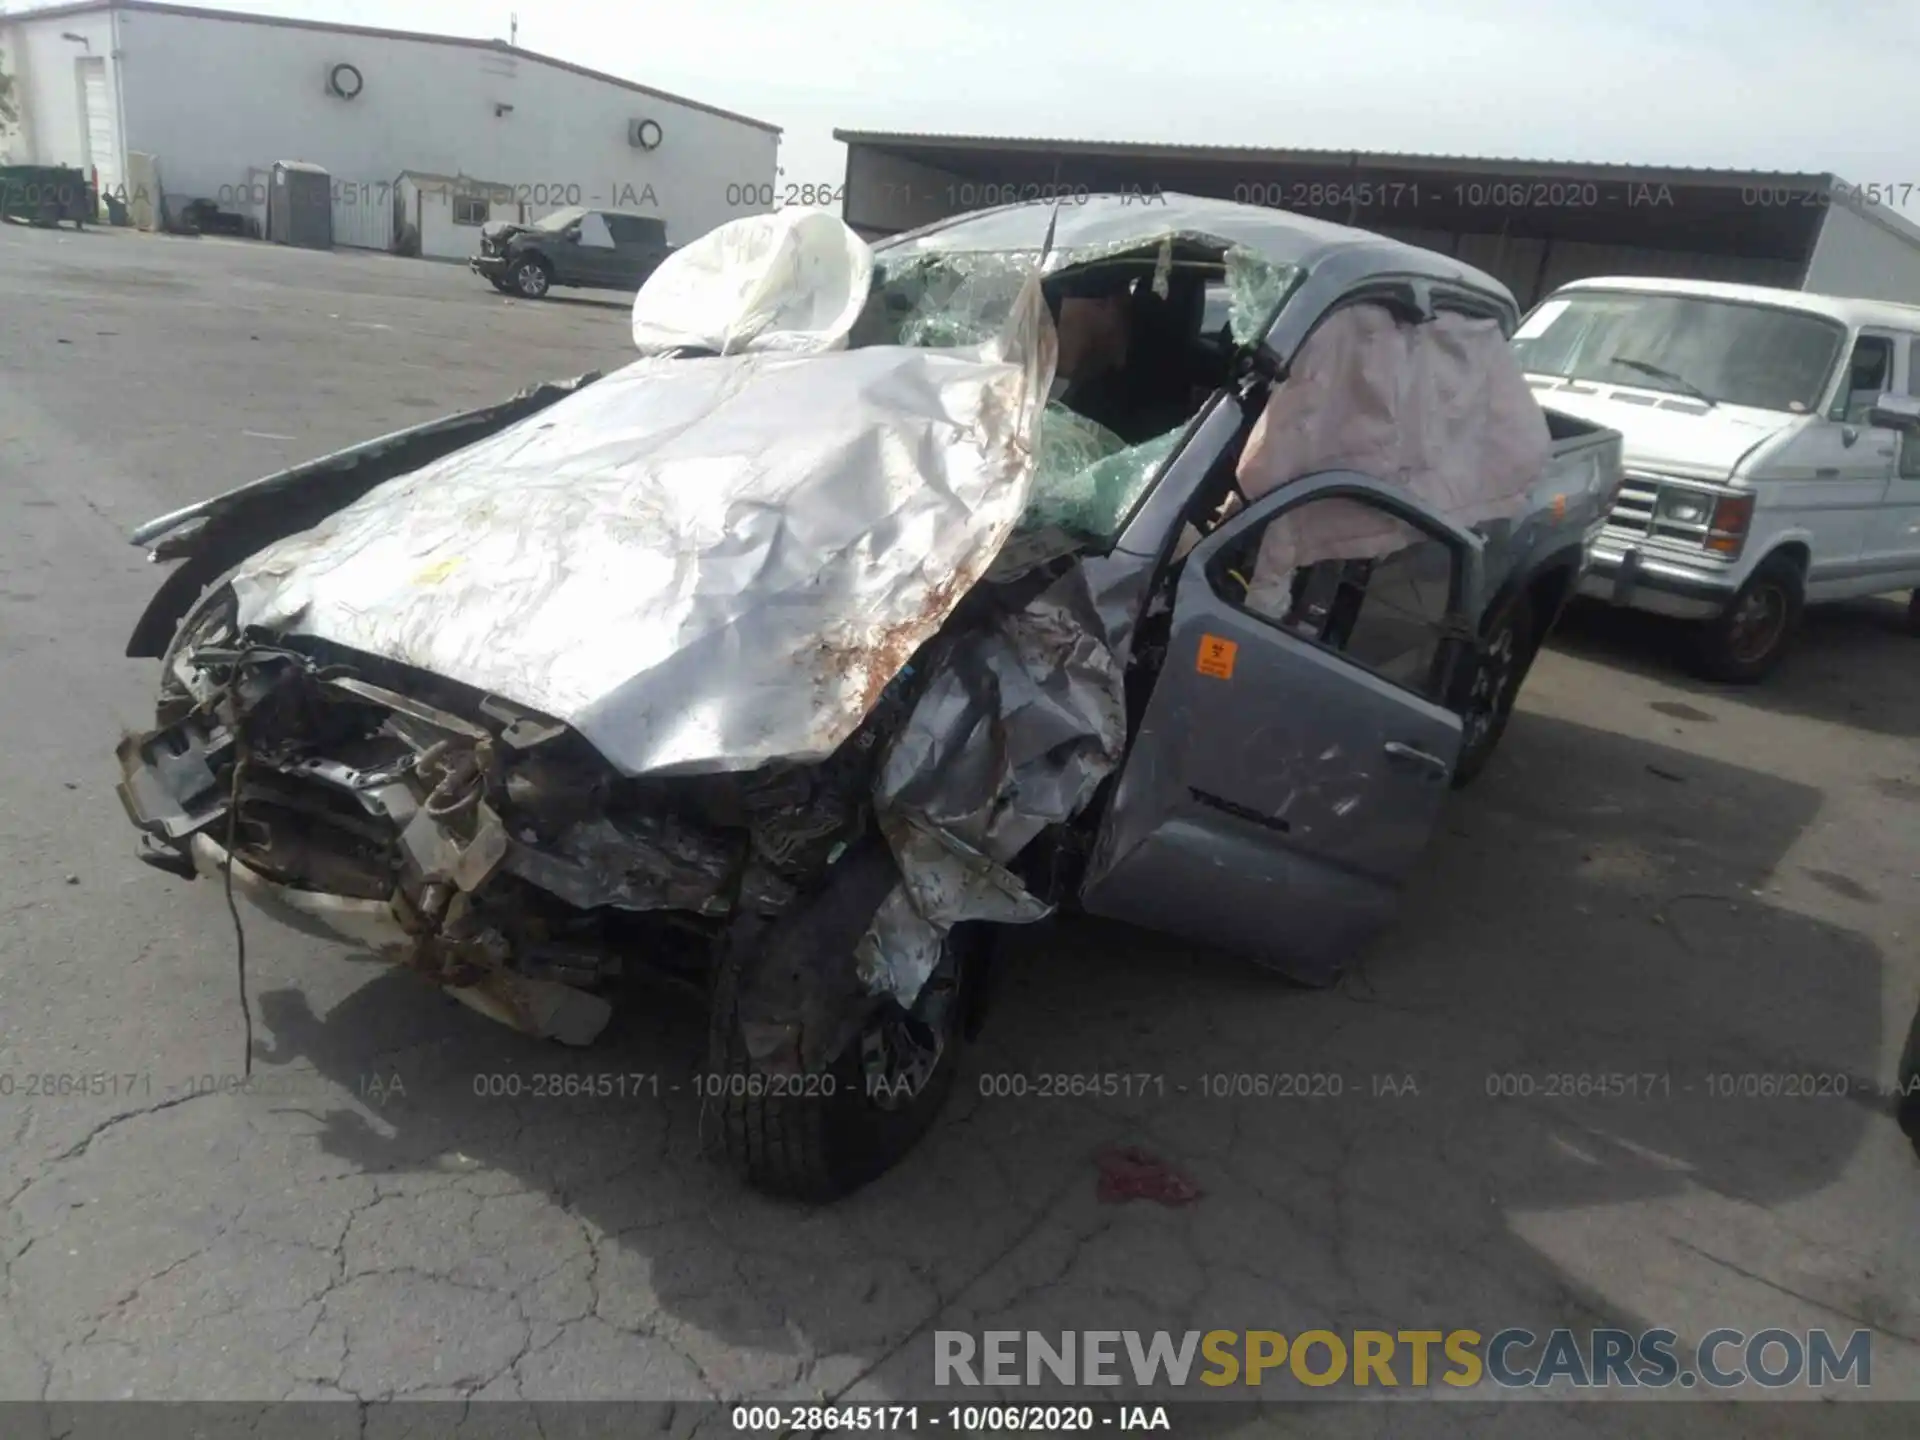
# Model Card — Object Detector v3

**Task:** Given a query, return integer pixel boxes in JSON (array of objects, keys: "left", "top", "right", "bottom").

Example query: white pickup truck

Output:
[{"left": 1515, "top": 276, "right": 1920, "bottom": 680}]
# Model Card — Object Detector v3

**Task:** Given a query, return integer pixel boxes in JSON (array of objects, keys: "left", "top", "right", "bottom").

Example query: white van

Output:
[{"left": 1513, "top": 277, "right": 1920, "bottom": 680}]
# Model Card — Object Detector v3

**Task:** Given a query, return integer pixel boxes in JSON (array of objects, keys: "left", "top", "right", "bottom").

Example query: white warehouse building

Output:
[{"left": 0, "top": 0, "right": 780, "bottom": 256}]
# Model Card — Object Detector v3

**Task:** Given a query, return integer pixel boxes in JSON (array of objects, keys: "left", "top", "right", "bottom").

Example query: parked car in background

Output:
[
  {"left": 116, "top": 198, "right": 1618, "bottom": 1200},
  {"left": 471, "top": 206, "right": 673, "bottom": 299},
  {"left": 0, "top": 164, "right": 92, "bottom": 228},
  {"left": 1515, "top": 277, "right": 1920, "bottom": 680}
]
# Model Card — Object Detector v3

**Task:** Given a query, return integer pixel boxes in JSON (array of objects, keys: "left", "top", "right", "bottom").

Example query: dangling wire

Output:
[
  {"left": 218, "top": 653, "right": 257, "bottom": 1078},
  {"left": 222, "top": 742, "right": 254, "bottom": 1079}
]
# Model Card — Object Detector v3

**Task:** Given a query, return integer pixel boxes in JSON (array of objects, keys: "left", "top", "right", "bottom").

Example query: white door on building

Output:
[
  {"left": 332, "top": 181, "right": 393, "bottom": 251},
  {"left": 77, "top": 57, "right": 122, "bottom": 203}
]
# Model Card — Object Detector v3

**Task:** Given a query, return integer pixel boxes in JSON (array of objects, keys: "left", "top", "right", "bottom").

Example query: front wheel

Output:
[
  {"left": 1897, "top": 998, "right": 1920, "bottom": 1160},
  {"left": 704, "top": 928, "right": 974, "bottom": 1200},
  {"left": 1691, "top": 553, "right": 1804, "bottom": 683},
  {"left": 1451, "top": 590, "right": 1536, "bottom": 789},
  {"left": 511, "top": 256, "right": 552, "bottom": 299}
]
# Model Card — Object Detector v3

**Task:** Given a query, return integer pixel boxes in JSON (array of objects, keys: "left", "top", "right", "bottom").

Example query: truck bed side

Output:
[{"left": 1475, "top": 406, "right": 1624, "bottom": 629}]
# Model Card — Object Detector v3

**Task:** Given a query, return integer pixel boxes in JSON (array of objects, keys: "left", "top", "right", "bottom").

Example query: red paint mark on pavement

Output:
[{"left": 1095, "top": 1146, "right": 1202, "bottom": 1206}]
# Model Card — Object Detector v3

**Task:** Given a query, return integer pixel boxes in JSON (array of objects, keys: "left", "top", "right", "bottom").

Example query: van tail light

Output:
[{"left": 1706, "top": 492, "right": 1754, "bottom": 556}]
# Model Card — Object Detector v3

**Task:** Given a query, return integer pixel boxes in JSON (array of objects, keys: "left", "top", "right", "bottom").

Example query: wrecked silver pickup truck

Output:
[{"left": 115, "top": 198, "right": 1621, "bottom": 1198}]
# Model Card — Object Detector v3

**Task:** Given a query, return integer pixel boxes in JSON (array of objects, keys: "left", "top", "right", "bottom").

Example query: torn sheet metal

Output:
[
  {"left": 229, "top": 263, "right": 1054, "bottom": 781},
  {"left": 856, "top": 562, "right": 1129, "bottom": 1003},
  {"left": 630, "top": 209, "right": 875, "bottom": 357},
  {"left": 501, "top": 812, "right": 738, "bottom": 915}
]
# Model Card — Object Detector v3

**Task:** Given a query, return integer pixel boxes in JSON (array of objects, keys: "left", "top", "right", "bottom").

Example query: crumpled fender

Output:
[{"left": 124, "top": 373, "right": 601, "bottom": 658}]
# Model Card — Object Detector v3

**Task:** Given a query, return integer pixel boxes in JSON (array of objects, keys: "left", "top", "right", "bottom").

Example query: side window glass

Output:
[
  {"left": 576, "top": 212, "right": 615, "bottom": 249},
  {"left": 606, "top": 214, "right": 665, "bottom": 248},
  {"left": 1832, "top": 336, "right": 1893, "bottom": 423},
  {"left": 1903, "top": 340, "right": 1920, "bottom": 479},
  {"left": 1210, "top": 494, "right": 1463, "bottom": 700}
]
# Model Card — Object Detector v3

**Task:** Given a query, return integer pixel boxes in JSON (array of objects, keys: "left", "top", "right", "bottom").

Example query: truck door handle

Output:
[{"left": 1384, "top": 741, "right": 1451, "bottom": 777}]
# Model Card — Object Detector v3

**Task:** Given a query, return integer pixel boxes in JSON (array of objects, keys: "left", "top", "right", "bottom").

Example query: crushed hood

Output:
[
  {"left": 1522, "top": 378, "right": 1792, "bottom": 480},
  {"left": 230, "top": 267, "right": 1054, "bottom": 779}
]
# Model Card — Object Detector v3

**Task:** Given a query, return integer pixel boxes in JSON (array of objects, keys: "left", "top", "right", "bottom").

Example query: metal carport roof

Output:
[{"left": 834, "top": 130, "right": 1835, "bottom": 258}]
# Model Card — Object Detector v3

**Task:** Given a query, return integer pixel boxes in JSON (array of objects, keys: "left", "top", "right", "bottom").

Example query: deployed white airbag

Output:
[
  {"left": 1238, "top": 302, "right": 1551, "bottom": 598},
  {"left": 630, "top": 209, "right": 876, "bottom": 357}
]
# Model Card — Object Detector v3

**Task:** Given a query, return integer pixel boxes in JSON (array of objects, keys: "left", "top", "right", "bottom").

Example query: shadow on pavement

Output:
[
  {"left": 1553, "top": 593, "right": 1920, "bottom": 740},
  {"left": 537, "top": 293, "right": 633, "bottom": 313},
  {"left": 240, "top": 707, "right": 1895, "bottom": 1417}
]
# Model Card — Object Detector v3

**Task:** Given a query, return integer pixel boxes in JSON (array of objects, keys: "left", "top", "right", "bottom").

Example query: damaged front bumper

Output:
[
  {"left": 115, "top": 651, "right": 634, "bottom": 1045},
  {"left": 111, "top": 631, "right": 943, "bottom": 1058}
]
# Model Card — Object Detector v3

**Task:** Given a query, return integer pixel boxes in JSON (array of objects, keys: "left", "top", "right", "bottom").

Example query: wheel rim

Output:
[
  {"left": 517, "top": 263, "right": 547, "bottom": 297},
  {"left": 1462, "top": 619, "right": 1518, "bottom": 751},
  {"left": 1726, "top": 584, "right": 1787, "bottom": 665}
]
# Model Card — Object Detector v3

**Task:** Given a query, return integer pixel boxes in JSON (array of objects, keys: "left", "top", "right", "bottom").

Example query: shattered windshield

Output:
[
  {"left": 1512, "top": 290, "right": 1846, "bottom": 413},
  {"left": 853, "top": 244, "right": 1298, "bottom": 549}
]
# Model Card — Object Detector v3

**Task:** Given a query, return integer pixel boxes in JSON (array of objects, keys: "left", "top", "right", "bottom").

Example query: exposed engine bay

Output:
[
  {"left": 118, "top": 522, "right": 1128, "bottom": 1079},
  {"left": 119, "top": 606, "right": 934, "bottom": 1052}
]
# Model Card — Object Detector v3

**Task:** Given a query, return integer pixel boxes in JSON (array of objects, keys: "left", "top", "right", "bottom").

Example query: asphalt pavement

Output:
[{"left": 2, "top": 222, "right": 1917, "bottom": 1436}]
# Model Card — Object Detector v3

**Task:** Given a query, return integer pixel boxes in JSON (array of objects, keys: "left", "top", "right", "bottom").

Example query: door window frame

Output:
[
  {"left": 1899, "top": 337, "right": 1920, "bottom": 480},
  {"left": 1195, "top": 472, "right": 1483, "bottom": 706},
  {"left": 1828, "top": 329, "right": 1898, "bottom": 423}
]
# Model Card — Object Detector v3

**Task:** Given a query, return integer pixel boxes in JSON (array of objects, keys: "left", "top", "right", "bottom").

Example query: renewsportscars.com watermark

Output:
[{"left": 934, "top": 1328, "right": 1873, "bottom": 1391}]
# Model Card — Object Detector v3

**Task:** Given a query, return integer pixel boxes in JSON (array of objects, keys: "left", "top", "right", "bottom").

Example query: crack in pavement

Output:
[
  {"left": 818, "top": 1162, "right": 1088, "bottom": 1405},
  {"left": 11, "top": 1088, "right": 220, "bottom": 1202},
  {"left": 1668, "top": 1234, "right": 1920, "bottom": 1348}
]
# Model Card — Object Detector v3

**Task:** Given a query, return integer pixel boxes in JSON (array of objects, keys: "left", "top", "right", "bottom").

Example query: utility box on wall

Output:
[{"left": 267, "top": 159, "right": 333, "bottom": 248}]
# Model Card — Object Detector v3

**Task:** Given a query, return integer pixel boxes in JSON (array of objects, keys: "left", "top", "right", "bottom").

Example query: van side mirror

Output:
[{"left": 1867, "top": 392, "right": 1920, "bottom": 430}]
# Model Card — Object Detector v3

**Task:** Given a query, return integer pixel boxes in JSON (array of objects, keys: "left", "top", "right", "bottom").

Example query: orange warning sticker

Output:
[{"left": 1195, "top": 634, "right": 1238, "bottom": 680}]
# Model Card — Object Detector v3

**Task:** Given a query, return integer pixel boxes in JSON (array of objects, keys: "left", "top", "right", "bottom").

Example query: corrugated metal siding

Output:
[
  {"left": 331, "top": 181, "right": 393, "bottom": 251},
  {"left": 1535, "top": 242, "right": 1801, "bottom": 300},
  {"left": 1370, "top": 227, "right": 1801, "bottom": 306},
  {"left": 1802, "top": 206, "right": 1920, "bottom": 303},
  {"left": 833, "top": 131, "right": 1833, "bottom": 186},
  {"left": 1452, "top": 233, "right": 1549, "bottom": 300}
]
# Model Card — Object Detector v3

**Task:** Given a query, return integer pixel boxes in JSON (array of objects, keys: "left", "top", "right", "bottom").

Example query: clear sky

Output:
[{"left": 15, "top": 0, "right": 1920, "bottom": 216}]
